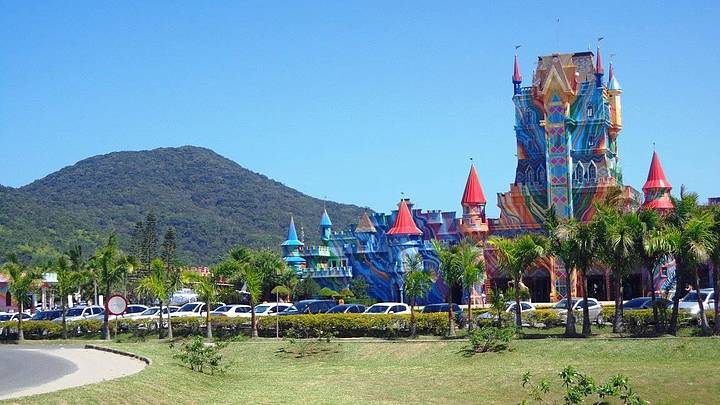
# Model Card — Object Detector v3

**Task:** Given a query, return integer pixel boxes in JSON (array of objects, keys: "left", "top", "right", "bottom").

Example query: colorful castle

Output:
[{"left": 282, "top": 49, "right": 678, "bottom": 304}]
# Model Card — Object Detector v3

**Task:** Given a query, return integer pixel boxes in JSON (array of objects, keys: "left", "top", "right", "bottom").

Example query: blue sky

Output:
[{"left": 1, "top": 2, "right": 718, "bottom": 217}]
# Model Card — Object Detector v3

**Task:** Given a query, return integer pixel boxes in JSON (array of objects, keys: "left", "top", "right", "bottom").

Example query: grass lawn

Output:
[{"left": 7, "top": 336, "right": 720, "bottom": 404}]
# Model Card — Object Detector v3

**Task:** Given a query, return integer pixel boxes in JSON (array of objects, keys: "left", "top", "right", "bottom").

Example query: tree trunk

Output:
[
  {"left": 466, "top": 287, "right": 473, "bottom": 332},
  {"left": 514, "top": 276, "right": 522, "bottom": 328},
  {"left": 580, "top": 271, "right": 591, "bottom": 336},
  {"left": 447, "top": 292, "right": 456, "bottom": 337},
  {"left": 61, "top": 294, "right": 68, "bottom": 340},
  {"left": 410, "top": 298, "right": 417, "bottom": 338},
  {"left": 158, "top": 301, "right": 164, "bottom": 339},
  {"left": 669, "top": 270, "right": 683, "bottom": 336},
  {"left": 565, "top": 266, "right": 576, "bottom": 337},
  {"left": 650, "top": 267, "right": 660, "bottom": 334},
  {"left": 713, "top": 264, "right": 719, "bottom": 336},
  {"left": 612, "top": 274, "right": 623, "bottom": 333},
  {"left": 17, "top": 301, "right": 24, "bottom": 342},
  {"left": 205, "top": 300, "right": 212, "bottom": 339},
  {"left": 167, "top": 305, "right": 174, "bottom": 339},
  {"left": 251, "top": 301, "right": 258, "bottom": 338},
  {"left": 102, "top": 282, "right": 111, "bottom": 340},
  {"left": 694, "top": 269, "right": 710, "bottom": 334}
]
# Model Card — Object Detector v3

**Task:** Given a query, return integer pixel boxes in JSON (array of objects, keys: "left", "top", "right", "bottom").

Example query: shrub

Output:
[
  {"left": 171, "top": 336, "right": 228, "bottom": 374},
  {"left": 527, "top": 309, "right": 562, "bottom": 328},
  {"left": 0, "top": 320, "right": 63, "bottom": 340},
  {"left": 257, "top": 313, "right": 448, "bottom": 338},
  {"left": 466, "top": 326, "right": 515, "bottom": 353}
]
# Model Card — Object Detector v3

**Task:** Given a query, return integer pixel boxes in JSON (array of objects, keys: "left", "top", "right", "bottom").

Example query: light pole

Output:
[{"left": 276, "top": 287, "right": 280, "bottom": 339}]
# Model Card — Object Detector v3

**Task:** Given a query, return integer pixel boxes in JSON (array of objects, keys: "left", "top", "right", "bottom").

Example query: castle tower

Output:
[
  {"left": 281, "top": 216, "right": 306, "bottom": 272},
  {"left": 642, "top": 151, "right": 673, "bottom": 211},
  {"left": 320, "top": 208, "right": 332, "bottom": 242},
  {"left": 355, "top": 211, "right": 378, "bottom": 252},
  {"left": 459, "top": 163, "right": 489, "bottom": 237},
  {"left": 496, "top": 49, "right": 624, "bottom": 231},
  {"left": 387, "top": 199, "right": 423, "bottom": 302}
]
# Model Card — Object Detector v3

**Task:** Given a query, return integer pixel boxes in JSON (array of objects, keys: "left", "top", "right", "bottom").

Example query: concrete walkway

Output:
[{"left": 0, "top": 345, "right": 146, "bottom": 400}]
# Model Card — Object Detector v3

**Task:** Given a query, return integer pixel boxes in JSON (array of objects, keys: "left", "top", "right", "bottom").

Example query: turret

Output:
[
  {"left": 387, "top": 199, "right": 423, "bottom": 236},
  {"left": 320, "top": 208, "right": 332, "bottom": 241},
  {"left": 460, "top": 163, "right": 489, "bottom": 235},
  {"left": 642, "top": 151, "right": 673, "bottom": 211},
  {"left": 607, "top": 62, "right": 623, "bottom": 137},
  {"left": 281, "top": 216, "right": 306, "bottom": 272},
  {"left": 512, "top": 54, "right": 522, "bottom": 95},
  {"left": 595, "top": 46, "right": 604, "bottom": 88}
]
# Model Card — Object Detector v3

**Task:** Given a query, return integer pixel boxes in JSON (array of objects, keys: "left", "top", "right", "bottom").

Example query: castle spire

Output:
[
  {"left": 387, "top": 199, "right": 422, "bottom": 236},
  {"left": 607, "top": 62, "right": 622, "bottom": 91},
  {"left": 281, "top": 216, "right": 304, "bottom": 246},
  {"left": 320, "top": 208, "right": 332, "bottom": 227},
  {"left": 461, "top": 163, "right": 487, "bottom": 206},
  {"left": 512, "top": 54, "right": 522, "bottom": 95},
  {"left": 642, "top": 151, "right": 673, "bottom": 211},
  {"left": 595, "top": 46, "right": 604, "bottom": 87}
]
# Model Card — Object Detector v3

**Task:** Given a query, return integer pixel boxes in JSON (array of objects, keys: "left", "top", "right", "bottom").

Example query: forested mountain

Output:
[{"left": 0, "top": 146, "right": 369, "bottom": 264}]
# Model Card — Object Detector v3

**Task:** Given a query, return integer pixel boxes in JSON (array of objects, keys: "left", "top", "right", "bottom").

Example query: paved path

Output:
[{"left": 0, "top": 345, "right": 146, "bottom": 400}]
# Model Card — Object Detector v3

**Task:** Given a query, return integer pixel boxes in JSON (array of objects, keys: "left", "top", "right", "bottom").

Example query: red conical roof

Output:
[
  {"left": 387, "top": 199, "right": 423, "bottom": 236},
  {"left": 512, "top": 55, "right": 522, "bottom": 83},
  {"left": 461, "top": 164, "right": 487, "bottom": 205},
  {"left": 643, "top": 151, "right": 672, "bottom": 191},
  {"left": 596, "top": 47, "right": 604, "bottom": 75}
]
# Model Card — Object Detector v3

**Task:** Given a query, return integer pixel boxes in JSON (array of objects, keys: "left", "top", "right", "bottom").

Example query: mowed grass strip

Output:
[{"left": 7, "top": 337, "right": 720, "bottom": 405}]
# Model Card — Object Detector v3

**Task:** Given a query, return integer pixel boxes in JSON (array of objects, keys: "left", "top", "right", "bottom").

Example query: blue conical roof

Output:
[
  {"left": 320, "top": 209, "right": 332, "bottom": 227},
  {"left": 281, "top": 216, "right": 304, "bottom": 246}
]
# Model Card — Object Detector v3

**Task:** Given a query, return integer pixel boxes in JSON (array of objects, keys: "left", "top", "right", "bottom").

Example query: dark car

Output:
[
  {"left": 623, "top": 297, "right": 672, "bottom": 310},
  {"left": 421, "top": 303, "right": 465, "bottom": 327},
  {"left": 282, "top": 299, "right": 336, "bottom": 315},
  {"left": 31, "top": 309, "right": 63, "bottom": 321},
  {"left": 326, "top": 304, "right": 366, "bottom": 314}
]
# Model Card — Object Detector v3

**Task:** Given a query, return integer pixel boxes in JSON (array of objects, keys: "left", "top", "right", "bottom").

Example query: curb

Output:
[{"left": 84, "top": 344, "right": 152, "bottom": 365}]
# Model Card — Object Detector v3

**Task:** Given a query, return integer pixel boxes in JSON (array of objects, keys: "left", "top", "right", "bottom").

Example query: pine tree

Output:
[
  {"left": 162, "top": 227, "right": 177, "bottom": 268},
  {"left": 142, "top": 212, "right": 159, "bottom": 270}
]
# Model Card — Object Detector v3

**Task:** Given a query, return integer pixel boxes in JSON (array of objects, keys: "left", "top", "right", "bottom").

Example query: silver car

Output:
[
  {"left": 678, "top": 289, "right": 715, "bottom": 319},
  {"left": 552, "top": 298, "right": 603, "bottom": 323}
]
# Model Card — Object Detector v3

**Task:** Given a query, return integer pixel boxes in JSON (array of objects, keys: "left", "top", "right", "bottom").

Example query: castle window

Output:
[
  {"left": 525, "top": 166, "right": 535, "bottom": 184},
  {"left": 526, "top": 111, "right": 532, "bottom": 122},
  {"left": 536, "top": 166, "right": 545, "bottom": 184},
  {"left": 588, "top": 134, "right": 596, "bottom": 147},
  {"left": 587, "top": 105, "right": 594, "bottom": 118},
  {"left": 588, "top": 161, "right": 598, "bottom": 182},
  {"left": 574, "top": 162, "right": 584, "bottom": 184}
]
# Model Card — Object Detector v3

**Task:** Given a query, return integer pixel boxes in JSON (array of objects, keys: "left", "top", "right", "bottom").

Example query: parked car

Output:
[
  {"left": 54, "top": 305, "right": 104, "bottom": 322},
  {"left": 364, "top": 303, "right": 411, "bottom": 315},
  {"left": 477, "top": 301, "right": 536, "bottom": 325},
  {"left": 88, "top": 304, "right": 149, "bottom": 321},
  {"left": 31, "top": 309, "right": 64, "bottom": 321},
  {"left": 210, "top": 305, "right": 252, "bottom": 317},
  {"left": 0, "top": 312, "right": 32, "bottom": 322},
  {"left": 623, "top": 297, "right": 672, "bottom": 310},
  {"left": 678, "top": 288, "right": 715, "bottom": 319},
  {"left": 170, "top": 288, "right": 199, "bottom": 305},
  {"left": 173, "top": 302, "right": 207, "bottom": 318},
  {"left": 282, "top": 299, "right": 336, "bottom": 315},
  {"left": 552, "top": 298, "right": 603, "bottom": 323},
  {"left": 248, "top": 303, "right": 293, "bottom": 317},
  {"left": 133, "top": 306, "right": 181, "bottom": 321},
  {"left": 421, "top": 303, "right": 465, "bottom": 326},
  {"left": 326, "top": 304, "right": 366, "bottom": 314}
]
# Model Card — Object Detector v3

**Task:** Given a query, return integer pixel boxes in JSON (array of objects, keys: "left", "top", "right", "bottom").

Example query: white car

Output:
[
  {"left": 364, "top": 303, "right": 411, "bottom": 315},
  {"left": 552, "top": 298, "right": 603, "bottom": 323},
  {"left": 87, "top": 304, "right": 148, "bottom": 321},
  {"left": 678, "top": 289, "right": 715, "bottom": 319},
  {"left": 0, "top": 312, "right": 32, "bottom": 322},
  {"left": 479, "top": 301, "right": 536, "bottom": 320},
  {"left": 173, "top": 302, "right": 226, "bottom": 318},
  {"left": 248, "top": 303, "right": 293, "bottom": 317},
  {"left": 170, "top": 288, "right": 199, "bottom": 305},
  {"left": 55, "top": 306, "right": 104, "bottom": 322},
  {"left": 133, "top": 306, "right": 181, "bottom": 321},
  {"left": 211, "top": 305, "right": 252, "bottom": 317}
]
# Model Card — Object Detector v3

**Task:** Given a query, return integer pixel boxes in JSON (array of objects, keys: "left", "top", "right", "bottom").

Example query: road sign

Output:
[{"left": 106, "top": 294, "right": 128, "bottom": 316}]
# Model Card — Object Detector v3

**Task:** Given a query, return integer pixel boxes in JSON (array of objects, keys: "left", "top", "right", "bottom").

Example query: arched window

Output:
[
  {"left": 588, "top": 161, "right": 598, "bottom": 182},
  {"left": 525, "top": 166, "right": 535, "bottom": 184},
  {"left": 536, "top": 166, "right": 545, "bottom": 184},
  {"left": 587, "top": 105, "right": 594, "bottom": 118},
  {"left": 574, "top": 162, "right": 584, "bottom": 183}
]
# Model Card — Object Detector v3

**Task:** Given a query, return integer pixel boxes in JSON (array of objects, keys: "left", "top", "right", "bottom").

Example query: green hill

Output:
[{"left": 0, "top": 146, "right": 369, "bottom": 264}]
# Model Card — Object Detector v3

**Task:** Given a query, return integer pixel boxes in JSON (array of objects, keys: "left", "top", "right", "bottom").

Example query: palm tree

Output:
[
  {"left": 594, "top": 207, "right": 642, "bottom": 333},
  {"left": 182, "top": 268, "right": 223, "bottom": 339},
  {"left": 431, "top": 240, "right": 463, "bottom": 337},
  {"left": 1, "top": 253, "right": 41, "bottom": 341},
  {"left": 54, "top": 255, "right": 85, "bottom": 340},
  {"left": 90, "top": 234, "right": 137, "bottom": 340},
  {"left": 457, "top": 239, "right": 485, "bottom": 332},
  {"left": 572, "top": 222, "right": 598, "bottom": 336},
  {"left": 490, "top": 235, "right": 547, "bottom": 328},
  {"left": 404, "top": 252, "right": 432, "bottom": 338},
  {"left": 709, "top": 206, "right": 720, "bottom": 336},
  {"left": 136, "top": 259, "right": 175, "bottom": 339},
  {"left": 637, "top": 209, "right": 673, "bottom": 332},
  {"left": 667, "top": 191, "right": 716, "bottom": 335},
  {"left": 224, "top": 247, "right": 266, "bottom": 338},
  {"left": 544, "top": 208, "right": 578, "bottom": 337}
]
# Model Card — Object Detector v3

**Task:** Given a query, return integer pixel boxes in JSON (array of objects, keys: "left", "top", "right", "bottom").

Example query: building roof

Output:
[
  {"left": 320, "top": 209, "right": 332, "bottom": 227},
  {"left": 281, "top": 216, "right": 304, "bottom": 246},
  {"left": 608, "top": 62, "right": 622, "bottom": 90},
  {"left": 595, "top": 46, "right": 604, "bottom": 75},
  {"left": 461, "top": 164, "right": 487, "bottom": 205},
  {"left": 512, "top": 54, "right": 522, "bottom": 83},
  {"left": 355, "top": 211, "right": 377, "bottom": 233},
  {"left": 642, "top": 151, "right": 672, "bottom": 191},
  {"left": 386, "top": 199, "right": 423, "bottom": 236}
]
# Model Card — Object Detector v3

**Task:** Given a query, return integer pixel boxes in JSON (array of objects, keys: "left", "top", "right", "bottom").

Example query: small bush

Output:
[
  {"left": 527, "top": 309, "right": 562, "bottom": 328},
  {"left": 466, "top": 326, "right": 515, "bottom": 353},
  {"left": 257, "top": 313, "right": 448, "bottom": 338},
  {"left": 171, "top": 336, "right": 228, "bottom": 374}
]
